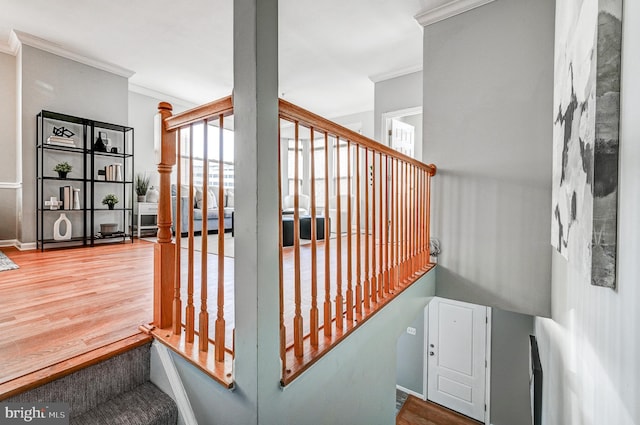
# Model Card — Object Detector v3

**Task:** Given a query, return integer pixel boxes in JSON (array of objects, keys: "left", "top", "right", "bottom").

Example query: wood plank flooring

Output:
[
  {"left": 396, "top": 395, "right": 483, "bottom": 425},
  {"left": 0, "top": 242, "right": 154, "bottom": 392}
]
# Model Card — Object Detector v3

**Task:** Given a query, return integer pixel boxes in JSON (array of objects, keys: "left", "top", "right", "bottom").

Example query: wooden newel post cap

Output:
[
  {"left": 158, "top": 102, "right": 173, "bottom": 113},
  {"left": 428, "top": 164, "right": 437, "bottom": 176}
]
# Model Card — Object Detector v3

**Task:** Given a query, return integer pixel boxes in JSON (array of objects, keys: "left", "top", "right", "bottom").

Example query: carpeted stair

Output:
[{"left": 6, "top": 343, "right": 177, "bottom": 425}]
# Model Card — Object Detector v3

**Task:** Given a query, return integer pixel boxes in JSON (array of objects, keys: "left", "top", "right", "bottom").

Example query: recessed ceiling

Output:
[{"left": 0, "top": 0, "right": 425, "bottom": 118}]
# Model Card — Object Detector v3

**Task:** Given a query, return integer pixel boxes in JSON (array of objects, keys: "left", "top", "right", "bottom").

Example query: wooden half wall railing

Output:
[
  {"left": 277, "top": 99, "right": 436, "bottom": 384},
  {"left": 152, "top": 95, "right": 436, "bottom": 388}
]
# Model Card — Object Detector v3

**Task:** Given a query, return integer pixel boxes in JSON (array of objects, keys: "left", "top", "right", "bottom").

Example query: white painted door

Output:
[
  {"left": 389, "top": 118, "right": 415, "bottom": 158},
  {"left": 427, "top": 297, "right": 488, "bottom": 422}
]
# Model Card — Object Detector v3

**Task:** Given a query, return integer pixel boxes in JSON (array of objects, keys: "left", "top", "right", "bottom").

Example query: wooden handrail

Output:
[
  {"left": 165, "top": 96, "right": 234, "bottom": 131},
  {"left": 278, "top": 99, "right": 436, "bottom": 175}
]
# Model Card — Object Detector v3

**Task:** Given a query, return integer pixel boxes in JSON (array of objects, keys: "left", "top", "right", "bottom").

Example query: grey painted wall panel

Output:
[
  {"left": 396, "top": 308, "right": 425, "bottom": 395},
  {"left": 0, "top": 189, "right": 17, "bottom": 240},
  {"left": 534, "top": 1, "right": 640, "bottom": 423},
  {"left": 423, "top": 0, "right": 554, "bottom": 317},
  {"left": 19, "top": 45, "right": 128, "bottom": 242},
  {"left": 374, "top": 71, "right": 422, "bottom": 142},
  {"left": 0, "top": 52, "right": 17, "bottom": 183},
  {"left": 491, "top": 308, "right": 533, "bottom": 425}
]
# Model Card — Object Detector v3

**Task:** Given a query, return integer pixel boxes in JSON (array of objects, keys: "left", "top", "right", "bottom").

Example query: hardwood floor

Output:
[
  {"left": 0, "top": 242, "right": 154, "bottom": 394},
  {"left": 396, "top": 395, "right": 483, "bottom": 425}
]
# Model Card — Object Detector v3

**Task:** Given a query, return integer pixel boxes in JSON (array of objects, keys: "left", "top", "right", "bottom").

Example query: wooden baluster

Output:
[
  {"left": 355, "top": 145, "right": 362, "bottom": 316},
  {"left": 293, "top": 122, "right": 303, "bottom": 357},
  {"left": 186, "top": 124, "right": 195, "bottom": 343},
  {"left": 278, "top": 121, "right": 286, "bottom": 372},
  {"left": 199, "top": 120, "right": 209, "bottom": 353},
  {"left": 422, "top": 169, "right": 428, "bottom": 268},
  {"left": 155, "top": 102, "right": 176, "bottom": 331},
  {"left": 323, "top": 131, "right": 332, "bottom": 337},
  {"left": 363, "top": 148, "right": 370, "bottom": 310},
  {"left": 417, "top": 168, "right": 423, "bottom": 270},
  {"left": 370, "top": 151, "right": 377, "bottom": 304},
  {"left": 384, "top": 155, "right": 390, "bottom": 295},
  {"left": 377, "top": 152, "right": 383, "bottom": 300},
  {"left": 215, "top": 115, "right": 226, "bottom": 361},
  {"left": 402, "top": 161, "right": 407, "bottom": 282},
  {"left": 427, "top": 165, "right": 435, "bottom": 263},
  {"left": 412, "top": 165, "right": 418, "bottom": 274},
  {"left": 389, "top": 158, "right": 395, "bottom": 292},
  {"left": 173, "top": 125, "right": 182, "bottom": 334},
  {"left": 409, "top": 164, "right": 415, "bottom": 276},
  {"left": 346, "top": 140, "right": 353, "bottom": 323},
  {"left": 309, "top": 126, "right": 319, "bottom": 347},
  {"left": 335, "top": 137, "right": 343, "bottom": 330}
]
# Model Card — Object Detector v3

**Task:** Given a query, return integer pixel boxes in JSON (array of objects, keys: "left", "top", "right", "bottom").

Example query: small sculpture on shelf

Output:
[
  {"left": 45, "top": 196, "right": 62, "bottom": 210},
  {"left": 94, "top": 131, "right": 107, "bottom": 152},
  {"left": 53, "top": 162, "right": 72, "bottom": 179},
  {"left": 53, "top": 213, "right": 72, "bottom": 240},
  {"left": 102, "top": 194, "right": 119, "bottom": 210}
]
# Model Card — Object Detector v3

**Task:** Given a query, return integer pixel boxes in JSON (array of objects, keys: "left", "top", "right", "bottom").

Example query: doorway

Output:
[{"left": 426, "top": 297, "right": 491, "bottom": 424}]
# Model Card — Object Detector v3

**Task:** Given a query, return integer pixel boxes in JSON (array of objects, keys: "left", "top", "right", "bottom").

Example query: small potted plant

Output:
[
  {"left": 54, "top": 162, "right": 72, "bottom": 179},
  {"left": 102, "top": 193, "right": 119, "bottom": 210},
  {"left": 135, "top": 173, "right": 150, "bottom": 202}
]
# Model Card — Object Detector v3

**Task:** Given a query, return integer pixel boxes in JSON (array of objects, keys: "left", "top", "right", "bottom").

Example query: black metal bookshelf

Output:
[{"left": 36, "top": 110, "right": 134, "bottom": 251}]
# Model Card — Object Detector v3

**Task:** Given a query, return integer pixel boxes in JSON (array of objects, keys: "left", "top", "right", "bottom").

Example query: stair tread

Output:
[{"left": 70, "top": 381, "right": 177, "bottom": 425}]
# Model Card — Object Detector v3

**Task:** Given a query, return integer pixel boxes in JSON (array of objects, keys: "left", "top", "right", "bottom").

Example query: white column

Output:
[{"left": 233, "top": 0, "right": 280, "bottom": 423}]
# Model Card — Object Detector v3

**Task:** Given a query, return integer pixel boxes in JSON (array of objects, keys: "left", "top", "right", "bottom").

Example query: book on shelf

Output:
[
  {"left": 59, "top": 185, "right": 72, "bottom": 210},
  {"left": 46, "top": 136, "right": 76, "bottom": 147}
]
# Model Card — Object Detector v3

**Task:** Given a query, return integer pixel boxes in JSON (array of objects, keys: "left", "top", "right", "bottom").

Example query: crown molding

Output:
[
  {"left": 11, "top": 30, "right": 135, "bottom": 78},
  {"left": 414, "top": 0, "right": 496, "bottom": 27},
  {"left": 128, "top": 83, "right": 196, "bottom": 109},
  {"left": 369, "top": 65, "right": 423, "bottom": 84}
]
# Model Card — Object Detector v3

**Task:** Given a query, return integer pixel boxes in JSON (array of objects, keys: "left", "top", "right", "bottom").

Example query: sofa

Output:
[{"left": 171, "top": 184, "right": 234, "bottom": 236}]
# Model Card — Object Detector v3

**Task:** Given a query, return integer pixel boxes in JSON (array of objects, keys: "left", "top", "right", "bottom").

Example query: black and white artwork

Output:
[{"left": 551, "top": 0, "right": 622, "bottom": 288}]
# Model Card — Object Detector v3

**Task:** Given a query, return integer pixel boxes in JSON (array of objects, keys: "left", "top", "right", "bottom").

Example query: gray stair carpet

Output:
[
  {"left": 70, "top": 381, "right": 177, "bottom": 425},
  {"left": 8, "top": 343, "right": 177, "bottom": 424}
]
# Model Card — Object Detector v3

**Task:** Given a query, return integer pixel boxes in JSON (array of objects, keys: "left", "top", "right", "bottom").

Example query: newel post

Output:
[{"left": 153, "top": 102, "right": 176, "bottom": 329}]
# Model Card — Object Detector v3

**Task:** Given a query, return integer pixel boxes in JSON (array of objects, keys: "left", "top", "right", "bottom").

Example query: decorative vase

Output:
[
  {"left": 94, "top": 132, "right": 107, "bottom": 152},
  {"left": 146, "top": 186, "right": 159, "bottom": 203},
  {"left": 73, "top": 188, "right": 81, "bottom": 210},
  {"left": 137, "top": 195, "right": 146, "bottom": 202},
  {"left": 57, "top": 171, "right": 68, "bottom": 179},
  {"left": 53, "top": 213, "right": 72, "bottom": 240},
  {"left": 108, "top": 204, "right": 115, "bottom": 210},
  {"left": 115, "top": 163, "right": 123, "bottom": 182}
]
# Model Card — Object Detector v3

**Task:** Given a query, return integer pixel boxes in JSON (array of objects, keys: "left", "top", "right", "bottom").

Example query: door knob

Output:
[
  {"left": 430, "top": 343, "right": 434, "bottom": 348},
  {"left": 429, "top": 351, "right": 435, "bottom": 356}
]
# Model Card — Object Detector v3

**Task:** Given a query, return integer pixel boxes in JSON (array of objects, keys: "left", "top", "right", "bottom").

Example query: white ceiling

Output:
[{"left": 0, "top": 0, "right": 427, "bottom": 118}]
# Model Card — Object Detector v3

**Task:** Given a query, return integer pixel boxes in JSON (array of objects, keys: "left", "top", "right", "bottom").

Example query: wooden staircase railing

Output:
[
  {"left": 152, "top": 95, "right": 436, "bottom": 387},
  {"left": 277, "top": 99, "right": 436, "bottom": 384},
  {"left": 152, "top": 97, "right": 234, "bottom": 388}
]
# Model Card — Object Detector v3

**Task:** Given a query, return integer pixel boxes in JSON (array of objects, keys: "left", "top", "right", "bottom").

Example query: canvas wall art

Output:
[{"left": 551, "top": 0, "right": 622, "bottom": 288}]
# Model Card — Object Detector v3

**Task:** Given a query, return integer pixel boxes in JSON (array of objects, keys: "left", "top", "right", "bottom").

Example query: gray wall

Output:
[
  {"left": 423, "top": 0, "right": 554, "bottom": 317},
  {"left": 374, "top": 71, "right": 422, "bottom": 141},
  {"left": 396, "top": 307, "right": 426, "bottom": 396},
  {"left": 128, "top": 91, "right": 194, "bottom": 189},
  {"left": 19, "top": 44, "right": 129, "bottom": 243},
  {"left": 491, "top": 308, "right": 533, "bottom": 425},
  {"left": 0, "top": 52, "right": 17, "bottom": 241},
  {"left": 151, "top": 270, "right": 436, "bottom": 425},
  {"left": 534, "top": 1, "right": 640, "bottom": 424},
  {"left": 331, "top": 110, "right": 374, "bottom": 139}
]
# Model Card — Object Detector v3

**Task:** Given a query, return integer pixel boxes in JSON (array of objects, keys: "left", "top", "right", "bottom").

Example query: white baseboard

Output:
[
  {"left": 17, "top": 241, "right": 36, "bottom": 251},
  {"left": 396, "top": 384, "right": 425, "bottom": 400},
  {"left": 0, "top": 239, "right": 18, "bottom": 248}
]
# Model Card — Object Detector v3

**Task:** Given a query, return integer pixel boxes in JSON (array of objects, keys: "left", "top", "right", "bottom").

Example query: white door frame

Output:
[
  {"left": 422, "top": 298, "right": 492, "bottom": 425},
  {"left": 381, "top": 107, "right": 422, "bottom": 148}
]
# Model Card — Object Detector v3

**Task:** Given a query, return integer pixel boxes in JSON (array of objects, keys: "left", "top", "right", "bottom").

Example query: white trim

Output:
[
  {"left": 485, "top": 307, "right": 492, "bottom": 425},
  {"left": 414, "top": 0, "right": 496, "bottom": 27},
  {"left": 0, "top": 42, "right": 14, "bottom": 55},
  {"left": 17, "top": 242, "right": 36, "bottom": 251},
  {"left": 369, "top": 65, "right": 423, "bottom": 83},
  {"left": 422, "top": 302, "right": 431, "bottom": 400},
  {"left": 0, "top": 182, "right": 21, "bottom": 189},
  {"left": 11, "top": 30, "right": 135, "bottom": 78},
  {"left": 0, "top": 239, "right": 18, "bottom": 248},
  {"left": 153, "top": 341, "right": 198, "bottom": 425},
  {"left": 129, "top": 83, "right": 196, "bottom": 109},
  {"left": 396, "top": 384, "right": 424, "bottom": 400}
]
